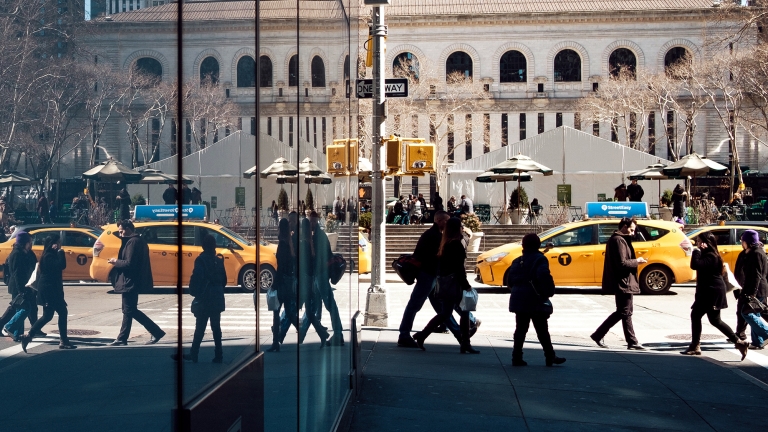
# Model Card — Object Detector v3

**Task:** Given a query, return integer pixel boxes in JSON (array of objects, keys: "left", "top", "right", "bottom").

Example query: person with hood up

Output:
[{"left": 734, "top": 229, "right": 768, "bottom": 350}]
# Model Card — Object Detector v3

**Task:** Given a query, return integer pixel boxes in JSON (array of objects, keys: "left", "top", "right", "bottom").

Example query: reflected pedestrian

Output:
[
  {"left": 181, "top": 184, "right": 192, "bottom": 205},
  {"left": 0, "top": 232, "right": 38, "bottom": 341},
  {"left": 298, "top": 217, "right": 330, "bottom": 347},
  {"left": 21, "top": 234, "right": 75, "bottom": 352},
  {"left": 309, "top": 211, "right": 344, "bottom": 345},
  {"left": 507, "top": 234, "right": 565, "bottom": 366},
  {"left": 627, "top": 179, "right": 644, "bottom": 202},
  {"left": 173, "top": 234, "right": 226, "bottom": 363},
  {"left": 190, "top": 187, "right": 202, "bottom": 205},
  {"left": 433, "top": 192, "right": 444, "bottom": 212},
  {"left": 37, "top": 193, "right": 49, "bottom": 224},
  {"left": 734, "top": 230, "right": 768, "bottom": 350},
  {"left": 682, "top": 233, "right": 748, "bottom": 358},
  {"left": 163, "top": 184, "right": 178, "bottom": 205},
  {"left": 590, "top": 217, "right": 647, "bottom": 350},
  {"left": 107, "top": 220, "right": 165, "bottom": 346},
  {"left": 267, "top": 218, "right": 300, "bottom": 352}
]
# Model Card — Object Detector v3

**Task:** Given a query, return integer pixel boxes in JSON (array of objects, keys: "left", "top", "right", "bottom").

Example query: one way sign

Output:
[{"left": 356, "top": 78, "right": 409, "bottom": 98}]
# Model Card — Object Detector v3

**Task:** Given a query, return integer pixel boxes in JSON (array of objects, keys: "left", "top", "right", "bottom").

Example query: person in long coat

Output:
[
  {"left": 734, "top": 230, "right": 768, "bottom": 350},
  {"left": 21, "top": 234, "right": 75, "bottom": 351},
  {"left": 174, "top": 234, "right": 226, "bottom": 363},
  {"left": 1, "top": 232, "right": 39, "bottom": 341},
  {"left": 266, "top": 218, "right": 300, "bottom": 352},
  {"left": 507, "top": 234, "right": 565, "bottom": 367},
  {"left": 681, "top": 232, "right": 748, "bottom": 358},
  {"left": 672, "top": 184, "right": 687, "bottom": 219},
  {"left": 117, "top": 188, "right": 131, "bottom": 221},
  {"left": 297, "top": 217, "right": 329, "bottom": 347}
]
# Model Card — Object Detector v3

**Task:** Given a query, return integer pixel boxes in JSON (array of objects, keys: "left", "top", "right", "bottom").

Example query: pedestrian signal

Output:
[
  {"left": 385, "top": 136, "right": 401, "bottom": 171},
  {"left": 404, "top": 138, "right": 435, "bottom": 174}
]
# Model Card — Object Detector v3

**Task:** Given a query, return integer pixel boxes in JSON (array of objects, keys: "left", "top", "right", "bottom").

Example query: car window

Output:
[
  {"left": 198, "top": 227, "right": 242, "bottom": 250},
  {"left": 31, "top": 232, "right": 52, "bottom": 246},
  {"left": 597, "top": 224, "right": 616, "bottom": 244},
  {"left": 735, "top": 228, "right": 768, "bottom": 245},
  {"left": 549, "top": 225, "right": 594, "bottom": 247},
  {"left": 138, "top": 226, "right": 194, "bottom": 246},
  {"left": 63, "top": 231, "right": 96, "bottom": 247},
  {"left": 693, "top": 229, "right": 731, "bottom": 247},
  {"left": 635, "top": 225, "right": 669, "bottom": 242}
]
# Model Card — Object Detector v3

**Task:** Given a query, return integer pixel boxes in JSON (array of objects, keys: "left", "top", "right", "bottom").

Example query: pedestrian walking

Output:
[
  {"left": 412, "top": 217, "right": 479, "bottom": 354},
  {"left": 590, "top": 217, "right": 648, "bottom": 350},
  {"left": 107, "top": 220, "right": 165, "bottom": 346},
  {"left": 308, "top": 211, "right": 344, "bottom": 346},
  {"left": 733, "top": 230, "right": 768, "bottom": 350},
  {"left": 190, "top": 187, "right": 202, "bottom": 205},
  {"left": 267, "top": 218, "right": 300, "bottom": 352},
  {"left": 297, "top": 217, "right": 330, "bottom": 347},
  {"left": 163, "top": 184, "right": 178, "bottom": 205},
  {"left": 0, "top": 232, "right": 39, "bottom": 341},
  {"left": 681, "top": 232, "right": 749, "bottom": 358},
  {"left": 672, "top": 184, "right": 687, "bottom": 220},
  {"left": 37, "top": 193, "right": 49, "bottom": 224},
  {"left": 507, "top": 233, "right": 565, "bottom": 366},
  {"left": 627, "top": 179, "right": 644, "bottom": 202},
  {"left": 173, "top": 234, "right": 226, "bottom": 363},
  {"left": 21, "top": 234, "right": 75, "bottom": 352}
]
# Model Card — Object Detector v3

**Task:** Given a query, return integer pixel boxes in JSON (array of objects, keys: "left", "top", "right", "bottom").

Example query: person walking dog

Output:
[
  {"left": 590, "top": 217, "right": 647, "bottom": 350},
  {"left": 507, "top": 234, "right": 565, "bottom": 366}
]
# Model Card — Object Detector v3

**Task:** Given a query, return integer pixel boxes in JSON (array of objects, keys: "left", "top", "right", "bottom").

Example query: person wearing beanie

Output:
[
  {"left": 505, "top": 233, "right": 565, "bottom": 366},
  {"left": 734, "top": 229, "right": 768, "bottom": 350}
]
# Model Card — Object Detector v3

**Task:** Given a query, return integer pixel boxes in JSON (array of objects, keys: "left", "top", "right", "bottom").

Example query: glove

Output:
[{"left": 733, "top": 289, "right": 742, "bottom": 300}]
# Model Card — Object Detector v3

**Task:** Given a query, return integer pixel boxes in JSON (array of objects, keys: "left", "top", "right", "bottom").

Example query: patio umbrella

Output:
[
  {"left": 0, "top": 171, "right": 37, "bottom": 208},
  {"left": 476, "top": 172, "right": 531, "bottom": 222},
  {"left": 662, "top": 153, "right": 727, "bottom": 198},
  {"left": 139, "top": 169, "right": 193, "bottom": 204},
  {"left": 82, "top": 158, "right": 142, "bottom": 183},
  {"left": 299, "top": 157, "right": 323, "bottom": 177},
  {"left": 243, "top": 157, "right": 298, "bottom": 179},
  {"left": 489, "top": 154, "right": 553, "bottom": 219}
]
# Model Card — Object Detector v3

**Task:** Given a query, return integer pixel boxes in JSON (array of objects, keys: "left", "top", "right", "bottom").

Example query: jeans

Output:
[
  {"left": 416, "top": 297, "right": 471, "bottom": 346},
  {"left": 5, "top": 307, "right": 29, "bottom": 339},
  {"left": 116, "top": 291, "right": 163, "bottom": 342},
  {"left": 190, "top": 313, "right": 222, "bottom": 358},
  {"left": 276, "top": 300, "right": 300, "bottom": 343},
  {"left": 740, "top": 296, "right": 768, "bottom": 347},
  {"left": 593, "top": 291, "right": 639, "bottom": 346},
  {"left": 735, "top": 295, "right": 768, "bottom": 340},
  {"left": 513, "top": 313, "right": 555, "bottom": 360},
  {"left": 0, "top": 303, "right": 37, "bottom": 329},
  {"left": 398, "top": 272, "right": 471, "bottom": 340},
  {"left": 27, "top": 303, "right": 69, "bottom": 343}
]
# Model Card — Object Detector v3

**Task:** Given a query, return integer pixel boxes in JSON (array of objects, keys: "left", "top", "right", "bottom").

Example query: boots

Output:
[
  {"left": 512, "top": 353, "right": 527, "bottom": 367},
  {"left": 460, "top": 343, "right": 480, "bottom": 354},
  {"left": 266, "top": 341, "right": 280, "bottom": 352},
  {"left": 680, "top": 343, "right": 701, "bottom": 356},
  {"left": 545, "top": 356, "right": 566, "bottom": 367},
  {"left": 735, "top": 340, "right": 749, "bottom": 361}
]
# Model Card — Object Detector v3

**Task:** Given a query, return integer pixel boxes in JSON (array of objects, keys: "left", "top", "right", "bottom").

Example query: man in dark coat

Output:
[
  {"left": 181, "top": 184, "right": 193, "bottom": 205},
  {"left": 190, "top": 187, "right": 202, "bottom": 205},
  {"left": 0, "top": 232, "right": 40, "bottom": 340},
  {"left": 37, "top": 193, "right": 49, "bottom": 223},
  {"left": 432, "top": 192, "right": 444, "bottom": 212},
  {"left": 107, "top": 220, "right": 165, "bottom": 345},
  {"left": 590, "top": 217, "right": 647, "bottom": 350},
  {"left": 626, "top": 179, "right": 644, "bottom": 202},
  {"left": 162, "top": 184, "right": 178, "bottom": 205},
  {"left": 116, "top": 188, "right": 131, "bottom": 221},
  {"left": 306, "top": 212, "right": 344, "bottom": 345}
]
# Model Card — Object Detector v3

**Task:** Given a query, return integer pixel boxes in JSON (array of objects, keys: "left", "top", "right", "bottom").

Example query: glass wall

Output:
[{"left": 0, "top": 1, "right": 359, "bottom": 431}]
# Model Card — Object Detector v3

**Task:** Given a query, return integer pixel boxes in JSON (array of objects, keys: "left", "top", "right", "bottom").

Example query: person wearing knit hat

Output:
[{"left": 734, "top": 229, "right": 768, "bottom": 350}]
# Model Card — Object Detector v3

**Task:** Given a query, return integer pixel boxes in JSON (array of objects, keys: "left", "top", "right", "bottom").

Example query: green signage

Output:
[
  {"left": 210, "top": 196, "right": 217, "bottom": 209},
  {"left": 557, "top": 184, "right": 572, "bottom": 206},
  {"left": 235, "top": 187, "right": 245, "bottom": 207},
  {"left": 597, "top": 193, "right": 607, "bottom": 202}
]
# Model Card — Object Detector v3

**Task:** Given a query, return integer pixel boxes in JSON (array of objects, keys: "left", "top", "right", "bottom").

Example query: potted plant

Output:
[
  {"left": 325, "top": 212, "right": 339, "bottom": 251},
  {"left": 461, "top": 213, "right": 484, "bottom": 253},
  {"left": 305, "top": 189, "right": 314, "bottom": 216},
  {"left": 277, "top": 188, "right": 289, "bottom": 219},
  {"left": 509, "top": 186, "right": 529, "bottom": 224}
]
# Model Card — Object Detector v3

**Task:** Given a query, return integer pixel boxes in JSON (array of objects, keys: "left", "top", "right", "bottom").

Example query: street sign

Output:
[
  {"left": 235, "top": 187, "right": 245, "bottom": 207},
  {"left": 134, "top": 205, "right": 207, "bottom": 221},
  {"left": 584, "top": 202, "right": 649, "bottom": 218},
  {"left": 557, "top": 184, "right": 572, "bottom": 206},
  {"left": 356, "top": 78, "right": 409, "bottom": 98}
]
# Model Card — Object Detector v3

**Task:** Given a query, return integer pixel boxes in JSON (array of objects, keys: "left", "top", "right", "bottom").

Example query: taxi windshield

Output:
[
  {"left": 220, "top": 226, "right": 252, "bottom": 246},
  {"left": 538, "top": 225, "right": 567, "bottom": 240},
  {"left": 686, "top": 227, "right": 704, "bottom": 238}
]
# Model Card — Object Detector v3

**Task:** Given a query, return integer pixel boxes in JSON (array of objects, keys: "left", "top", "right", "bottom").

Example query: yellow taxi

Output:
[
  {"left": 475, "top": 219, "right": 694, "bottom": 294},
  {"left": 0, "top": 224, "right": 102, "bottom": 281},
  {"left": 89, "top": 221, "right": 278, "bottom": 292},
  {"left": 358, "top": 232, "right": 371, "bottom": 274},
  {"left": 686, "top": 222, "right": 768, "bottom": 269}
]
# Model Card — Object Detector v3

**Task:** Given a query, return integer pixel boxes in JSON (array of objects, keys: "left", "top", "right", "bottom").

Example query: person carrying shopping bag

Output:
[
  {"left": 266, "top": 218, "right": 300, "bottom": 352},
  {"left": 733, "top": 230, "right": 768, "bottom": 351}
]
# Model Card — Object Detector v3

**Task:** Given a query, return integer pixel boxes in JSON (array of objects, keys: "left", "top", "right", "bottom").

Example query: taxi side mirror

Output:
[
  {"left": 545, "top": 241, "right": 554, "bottom": 249},
  {"left": 227, "top": 242, "right": 235, "bottom": 252}
]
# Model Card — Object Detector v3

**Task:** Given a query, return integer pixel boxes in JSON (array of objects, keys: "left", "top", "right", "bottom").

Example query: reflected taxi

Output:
[
  {"left": 686, "top": 222, "right": 768, "bottom": 269},
  {"left": 358, "top": 232, "right": 371, "bottom": 274},
  {"left": 475, "top": 219, "right": 694, "bottom": 294},
  {"left": 90, "top": 221, "right": 277, "bottom": 292},
  {"left": 0, "top": 224, "right": 102, "bottom": 281}
]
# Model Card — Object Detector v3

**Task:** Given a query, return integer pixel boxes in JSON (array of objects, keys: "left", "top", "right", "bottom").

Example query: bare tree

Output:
[{"left": 181, "top": 77, "right": 237, "bottom": 153}]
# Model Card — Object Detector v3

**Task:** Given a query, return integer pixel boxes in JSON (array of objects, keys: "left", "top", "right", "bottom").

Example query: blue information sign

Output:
[
  {"left": 133, "top": 205, "right": 207, "bottom": 221},
  {"left": 584, "top": 202, "right": 649, "bottom": 218}
]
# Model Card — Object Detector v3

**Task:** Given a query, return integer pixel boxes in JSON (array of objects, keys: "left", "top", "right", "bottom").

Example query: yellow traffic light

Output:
[
  {"left": 403, "top": 138, "right": 435, "bottom": 174},
  {"left": 365, "top": 36, "right": 373, "bottom": 67},
  {"left": 385, "top": 136, "right": 401, "bottom": 171},
  {"left": 327, "top": 139, "right": 349, "bottom": 174},
  {"left": 348, "top": 139, "right": 359, "bottom": 173}
]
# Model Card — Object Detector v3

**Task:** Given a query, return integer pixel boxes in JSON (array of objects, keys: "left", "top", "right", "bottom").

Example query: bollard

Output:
[{"left": 363, "top": 291, "right": 388, "bottom": 327}]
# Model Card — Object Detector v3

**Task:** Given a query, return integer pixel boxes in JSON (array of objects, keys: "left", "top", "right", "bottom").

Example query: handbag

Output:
[
  {"left": 25, "top": 264, "right": 39, "bottom": 291},
  {"left": 327, "top": 253, "right": 347, "bottom": 285},
  {"left": 190, "top": 297, "right": 204, "bottom": 315},
  {"left": 459, "top": 287, "right": 478, "bottom": 311},
  {"left": 266, "top": 288, "right": 280, "bottom": 311},
  {"left": 742, "top": 295, "right": 768, "bottom": 315},
  {"left": 722, "top": 263, "right": 741, "bottom": 293},
  {"left": 392, "top": 254, "right": 421, "bottom": 285}
]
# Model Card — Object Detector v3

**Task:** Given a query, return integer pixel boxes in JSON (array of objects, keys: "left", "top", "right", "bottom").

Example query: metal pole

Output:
[{"left": 365, "top": 6, "right": 388, "bottom": 326}]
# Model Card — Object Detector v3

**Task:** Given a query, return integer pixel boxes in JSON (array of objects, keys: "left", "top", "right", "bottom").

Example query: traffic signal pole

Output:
[{"left": 364, "top": 5, "right": 388, "bottom": 326}]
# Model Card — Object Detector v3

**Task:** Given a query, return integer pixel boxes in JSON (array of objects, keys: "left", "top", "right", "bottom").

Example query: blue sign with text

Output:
[
  {"left": 584, "top": 202, "right": 648, "bottom": 218},
  {"left": 133, "top": 205, "right": 207, "bottom": 221}
]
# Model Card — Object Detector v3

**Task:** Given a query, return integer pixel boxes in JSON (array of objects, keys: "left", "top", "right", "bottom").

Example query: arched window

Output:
[
  {"left": 608, "top": 48, "right": 636, "bottom": 78},
  {"left": 236, "top": 56, "right": 256, "bottom": 87},
  {"left": 554, "top": 49, "right": 581, "bottom": 82},
  {"left": 664, "top": 47, "right": 691, "bottom": 76},
  {"left": 500, "top": 50, "right": 527, "bottom": 83},
  {"left": 199, "top": 56, "right": 219, "bottom": 84},
  {"left": 393, "top": 52, "right": 419, "bottom": 81},
  {"left": 135, "top": 57, "right": 162, "bottom": 82},
  {"left": 343, "top": 55, "right": 350, "bottom": 80},
  {"left": 288, "top": 55, "right": 299, "bottom": 87},
  {"left": 259, "top": 56, "right": 272, "bottom": 87},
  {"left": 446, "top": 51, "right": 472, "bottom": 81},
  {"left": 311, "top": 56, "right": 325, "bottom": 87}
]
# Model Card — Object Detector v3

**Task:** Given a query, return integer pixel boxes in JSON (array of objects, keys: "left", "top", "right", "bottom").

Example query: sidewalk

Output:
[{"left": 343, "top": 329, "right": 768, "bottom": 432}]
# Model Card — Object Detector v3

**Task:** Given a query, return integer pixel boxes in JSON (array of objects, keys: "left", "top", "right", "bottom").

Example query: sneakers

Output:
[{"left": 1, "top": 328, "right": 11, "bottom": 338}]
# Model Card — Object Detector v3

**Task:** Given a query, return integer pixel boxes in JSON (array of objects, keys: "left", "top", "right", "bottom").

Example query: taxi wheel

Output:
[
  {"left": 238, "top": 265, "right": 259, "bottom": 293},
  {"left": 639, "top": 265, "right": 672, "bottom": 295}
]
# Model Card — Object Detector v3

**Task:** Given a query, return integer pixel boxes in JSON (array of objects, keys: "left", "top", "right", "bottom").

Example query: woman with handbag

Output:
[
  {"left": 734, "top": 230, "right": 768, "bottom": 351},
  {"left": 412, "top": 217, "right": 479, "bottom": 354},
  {"left": 507, "top": 234, "right": 565, "bottom": 367},
  {"left": 2, "top": 231, "right": 38, "bottom": 342},
  {"left": 681, "top": 233, "right": 748, "bottom": 358},
  {"left": 173, "top": 234, "right": 226, "bottom": 363},
  {"left": 266, "top": 218, "right": 300, "bottom": 352},
  {"left": 298, "top": 217, "right": 330, "bottom": 347},
  {"left": 21, "top": 234, "right": 74, "bottom": 352}
]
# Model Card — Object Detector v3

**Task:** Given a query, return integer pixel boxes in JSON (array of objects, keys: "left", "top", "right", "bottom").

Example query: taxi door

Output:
[
  {"left": 197, "top": 226, "right": 242, "bottom": 285},
  {"left": 139, "top": 225, "right": 179, "bottom": 286},
  {"left": 544, "top": 224, "right": 596, "bottom": 285},
  {"left": 61, "top": 230, "right": 98, "bottom": 280},
  {"left": 734, "top": 228, "right": 768, "bottom": 269}
]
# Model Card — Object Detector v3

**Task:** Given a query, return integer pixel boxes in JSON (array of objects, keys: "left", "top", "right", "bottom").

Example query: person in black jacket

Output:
[
  {"left": 397, "top": 210, "right": 450, "bottom": 347},
  {"left": 107, "top": 220, "right": 165, "bottom": 346},
  {"left": 21, "top": 234, "right": 75, "bottom": 352},
  {"left": 174, "top": 234, "right": 226, "bottom": 363},
  {"left": 590, "top": 217, "right": 648, "bottom": 350},
  {"left": 297, "top": 217, "right": 330, "bottom": 347},
  {"left": 1, "top": 232, "right": 39, "bottom": 341},
  {"left": 507, "top": 234, "right": 565, "bottom": 366},
  {"left": 181, "top": 184, "right": 193, "bottom": 205},
  {"left": 734, "top": 230, "right": 768, "bottom": 350},
  {"left": 267, "top": 218, "right": 300, "bottom": 352},
  {"left": 412, "top": 217, "right": 478, "bottom": 354},
  {"left": 626, "top": 179, "right": 644, "bottom": 202},
  {"left": 682, "top": 232, "right": 748, "bottom": 358},
  {"left": 116, "top": 188, "right": 131, "bottom": 221},
  {"left": 307, "top": 211, "right": 344, "bottom": 346},
  {"left": 672, "top": 184, "right": 687, "bottom": 219},
  {"left": 162, "top": 184, "right": 178, "bottom": 205}
]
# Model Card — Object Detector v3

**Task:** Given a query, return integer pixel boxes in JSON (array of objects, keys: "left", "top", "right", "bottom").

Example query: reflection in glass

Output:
[
  {"left": 200, "top": 56, "right": 220, "bottom": 84},
  {"left": 237, "top": 55, "right": 256, "bottom": 87},
  {"left": 554, "top": 49, "right": 581, "bottom": 82}
]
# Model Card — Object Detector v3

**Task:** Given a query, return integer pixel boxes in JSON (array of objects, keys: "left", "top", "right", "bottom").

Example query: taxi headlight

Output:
[{"left": 484, "top": 252, "right": 508, "bottom": 263}]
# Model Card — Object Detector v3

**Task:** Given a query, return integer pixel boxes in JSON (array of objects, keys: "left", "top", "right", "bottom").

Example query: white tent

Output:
[
  {"left": 139, "top": 131, "right": 333, "bottom": 213},
  {"left": 447, "top": 126, "right": 678, "bottom": 210}
]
